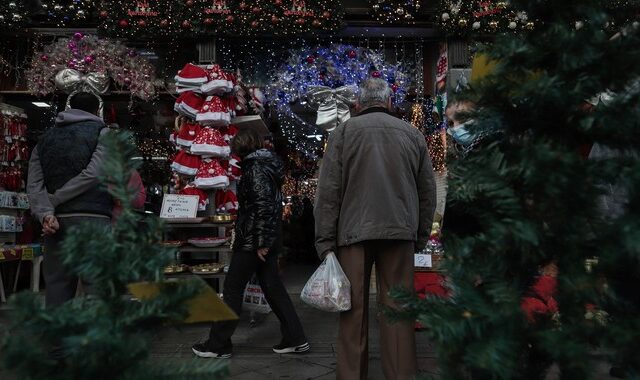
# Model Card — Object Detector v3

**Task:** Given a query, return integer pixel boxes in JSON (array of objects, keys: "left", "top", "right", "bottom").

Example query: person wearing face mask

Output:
[{"left": 445, "top": 100, "right": 478, "bottom": 150}]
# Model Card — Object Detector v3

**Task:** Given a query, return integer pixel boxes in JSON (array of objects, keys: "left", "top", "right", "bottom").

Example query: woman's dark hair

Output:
[
  {"left": 69, "top": 92, "right": 100, "bottom": 115},
  {"left": 231, "top": 128, "right": 263, "bottom": 158}
]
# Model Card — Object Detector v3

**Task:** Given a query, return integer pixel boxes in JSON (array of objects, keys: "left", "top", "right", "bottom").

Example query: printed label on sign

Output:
[
  {"left": 22, "top": 248, "right": 34, "bottom": 261},
  {"left": 414, "top": 253, "right": 432, "bottom": 268},
  {"left": 160, "top": 195, "right": 200, "bottom": 219}
]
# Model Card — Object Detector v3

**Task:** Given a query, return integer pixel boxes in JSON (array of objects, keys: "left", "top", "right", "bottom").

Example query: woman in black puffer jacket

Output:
[{"left": 193, "top": 128, "right": 309, "bottom": 359}]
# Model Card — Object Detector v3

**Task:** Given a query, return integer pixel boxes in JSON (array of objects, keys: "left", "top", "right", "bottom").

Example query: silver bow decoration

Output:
[
  {"left": 306, "top": 85, "right": 358, "bottom": 132},
  {"left": 55, "top": 69, "right": 109, "bottom": 119},
  {"left": 54, "top": 69, "right": 110, "bottom": 95}
]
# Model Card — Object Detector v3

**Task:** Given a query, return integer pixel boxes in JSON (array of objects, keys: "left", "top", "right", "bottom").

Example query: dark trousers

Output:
[
  {"left": 337, "top": 240, "right": 417, "bottom": 380},
  {"left": 43, "top": 216, "right": 111, "bottom": 308},
  {"left": 206, "top": 249, "right": 307, "bottom": 350}
]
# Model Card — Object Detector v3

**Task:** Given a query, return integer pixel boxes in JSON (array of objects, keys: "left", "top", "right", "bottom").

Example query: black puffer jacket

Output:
[{"left": 233, "top": 149, "right": 284, "bottom": 252}]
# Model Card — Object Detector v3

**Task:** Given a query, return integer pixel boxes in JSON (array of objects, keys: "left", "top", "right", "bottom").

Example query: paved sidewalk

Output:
[{"left": 149, "top": 263, "right": 440, "bottom": 379}]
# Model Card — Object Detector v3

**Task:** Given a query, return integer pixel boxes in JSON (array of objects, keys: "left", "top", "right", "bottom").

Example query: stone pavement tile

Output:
[
  {"left": 229, "top": 370, "right": 275, "bottom": 380},
  {"left": 255, "top": 357, "right": 335, "bottom": 379}
]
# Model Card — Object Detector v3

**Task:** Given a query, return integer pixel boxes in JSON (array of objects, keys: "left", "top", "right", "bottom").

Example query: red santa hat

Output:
[
  {"left": 219, "top": 125, "right": 239, "bottom": 143},
  {"left": 180, "top": 185, "right": 209, "bottom": 211},
  {"left": 196, "top": 96, "right": 231, "bottom": 127},
  {"left": 249, "top": 87, "right": 266, "bottom": 114},
  {"left": 171, "top": 150, "right": 202, "bottom": 176},
  {"left": 201, "top": 64, "right": 233, "bottom": 95},
  {"left": 175, "top": 63, "right": 209, "bottom": 85},
  {"left": 194, "top": 158, "right": 230, "bottom": 189},
  {"left": 175, "top": 91, "right": 204, "bottom": 118},
  {"left": 190, "top": 127, "right": 230, "bottom": 157},
  {"left": 215, "top": 189, "right": 239, "bottom": 214},
  {"left": 176, "top": 123, "right": 202, "bottom": 147},
  {"left": 228, "top": 154, "right": 242, "bottom": 181}
]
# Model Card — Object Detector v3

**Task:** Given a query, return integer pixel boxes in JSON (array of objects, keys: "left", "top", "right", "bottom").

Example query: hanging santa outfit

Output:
[
  {"left": 194, "top": 158, "right": 230, "bottom": 189},
  {"left": 190, "top": 127, "right": 230, "bottom": 157},
  {"left": 174, "top": 91, "right": 204, "bottom": 119},
  {"left": 201, "top": 64, "right": 233, "bottom": 95},
  {"left": 175, "top": 63, "right": 208, "bottom": 93},
  {"left": 175, "top": 123, "right": 202, "bottom": 147},
  {"left": 215, "top": 189, "right": 239, "bottom": 214},
  {"left": 171, "top": 150, "right": 202, "bottom": 176},
  {"left": 179, "top": 185, "right": 210, "bottom": 211},
  {"left": 196, "top": 96, "right": 231, "bottom": 127}
]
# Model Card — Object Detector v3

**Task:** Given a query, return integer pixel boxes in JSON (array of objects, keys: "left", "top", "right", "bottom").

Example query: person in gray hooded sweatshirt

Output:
[{"left": 27, "top": 92, "right": 113, "bottom": 307}]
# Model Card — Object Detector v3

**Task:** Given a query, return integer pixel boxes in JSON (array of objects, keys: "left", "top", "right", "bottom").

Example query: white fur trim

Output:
[
  {"left": 194, "top": 175, "right": 229, "bottom": 189},
  {"left": 176, "top": 137, "right": 195, "bottom": 147},
  {"left": 176, "top": 86, "right": 202, "bottom": 94},
  {"left": 179, "top": 102, "right": 201, "bottom": 117},
  {"left": 190, "top": 144, "right": 230, "bottom": 157},
  {"left": 175, "top": 74, "right": 208, "bottom": 84},
  {"left": 201, "top": 80, "right": 231, "bottom": 94},
  {"left": 196, "top": 111, "right": 231, "bottom": 126},
  {"left": 171, "top": 162, "right": 199, "bottom": 176}
]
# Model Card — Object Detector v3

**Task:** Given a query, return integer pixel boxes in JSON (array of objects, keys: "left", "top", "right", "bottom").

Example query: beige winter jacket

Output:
[{"left": 314, "top": 107, "right": 437, "bottom": 257}]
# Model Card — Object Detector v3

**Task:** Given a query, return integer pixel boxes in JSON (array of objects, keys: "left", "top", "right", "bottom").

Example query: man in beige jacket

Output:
[{"left": 315, "top": 78, "right": 437, "bottom": 379}]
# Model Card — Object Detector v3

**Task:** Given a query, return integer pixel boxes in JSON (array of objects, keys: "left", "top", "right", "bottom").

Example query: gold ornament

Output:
[
  {"left": 525, "top": 21, "right": 535, "bottom": 30},
  {"left": 458, "top": 18, "right": 468, "bottom": 27},
  {"left": 496, "top": 2, "right": 507, "bottom": 8},
  {"left": 489, "top": 21, "right": 498, "bottom": 29}
]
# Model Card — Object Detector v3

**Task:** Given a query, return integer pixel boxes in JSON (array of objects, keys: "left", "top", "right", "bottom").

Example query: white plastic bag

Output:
[
  {"left": 301, "top": 252, "right": 351, "bottom": 312},
  {"left": 243, "top": 275, "right": 272, "bottom": 314}
]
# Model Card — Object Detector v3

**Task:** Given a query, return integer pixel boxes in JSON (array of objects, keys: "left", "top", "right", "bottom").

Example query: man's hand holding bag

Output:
[{"left": 300, "top": 252, "right": 351, "bottom": 312}]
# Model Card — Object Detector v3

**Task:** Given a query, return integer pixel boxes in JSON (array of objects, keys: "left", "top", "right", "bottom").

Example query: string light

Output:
[
  {"left": 40, "top": 0, "right": 96, "bottom": 27},
  {"left": 369, "top": 0, "right": 422, "bottom": 24},
  {"left": 438, "top": 1, "right": 531, "bottom": 36},
  {"left": 0, "top": 1, "right": 27, "bottom": 29}
]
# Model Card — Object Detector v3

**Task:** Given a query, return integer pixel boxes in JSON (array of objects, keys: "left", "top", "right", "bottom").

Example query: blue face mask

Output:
[{"left": 449, "top": 122, "right": 475, "bottom": 146}]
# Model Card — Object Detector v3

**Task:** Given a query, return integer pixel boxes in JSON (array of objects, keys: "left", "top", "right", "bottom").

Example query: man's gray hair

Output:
[{"left": 358, "top": 78, "right": 392, "bottom": 108}]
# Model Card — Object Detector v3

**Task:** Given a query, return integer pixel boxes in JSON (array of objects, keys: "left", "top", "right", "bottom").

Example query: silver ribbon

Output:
[
  {"left": 55, "top": 69, "right": 109, "bottom": 119},
  {"left": 306, "top": 85, "right": 357, "bottom": 132},
  {"left": 54, "top": 69, "right": 110, "bottom": 95}
]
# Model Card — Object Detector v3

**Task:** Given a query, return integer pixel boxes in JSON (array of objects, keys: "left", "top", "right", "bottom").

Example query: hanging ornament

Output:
[
  {"left": 119, "top": 19, "right": 129, "bottom": 28},
  {"left": 306, "top": 55, "right": 315, "bottom": 64},
  {"left": 372, "top": 71, "right": 381, "bottom": 78},
  {"left": 347, "top": 50, "right": 357, "bottom": 59},
  {"left": 370, "top": 0, "right": 421, "bottom": 23}
]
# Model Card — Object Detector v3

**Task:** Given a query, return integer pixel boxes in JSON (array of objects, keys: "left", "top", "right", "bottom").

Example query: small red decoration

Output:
[
  {"left": 137, "top": 19, "right": 147, "bottom": 27},
  {"left": 391, "top": 84, "right": 399, "bottom": 92},
  {"left": 119, "top": 19, "right": 129, "bottom": 28},
  {"left": 181, "top": 20, "right": 192, "bottom": 29},
  {"left": 347, "top": 50, "right": 357, "bottom": 59},
  {"left": 250, "top": 20, "right": 260, "bottom": 28},
  {"left": 99, "top": 10, "right": 109, "bottom": 18},
  {"left": 372, "top": 71, "right": 381, "bottom": 78},
  {"left": 185, "top": 0, "right": 195, "bottom": 6},
  {"left": 306, "top": 55, "right": 315, "bottom": 64},
  {"left": 271, "top": 15, "right": 280, "bottom": 24},
  {"left": 296, "top": 17, "right": 306, "bottom": 25},
  {"left": 252, "top": 6, "right": 261, "bottom": 14},
  {"left": 159, "top": 19, "right": 169, "bottom": 28},
  {"left": 312, "top": 19, "right": 322, "bottom": 27},
  {"left": 239, "top": 2, "right": 248, "bottom": 10},
  {"left": 204, "top": 18, "right": 214, "bottom": 25},
  {"left": 322, "top": 10, "right": 331, "bottom": 19},
  {"left": 226, "top": 15, "right": 235, "bottom": 23},
  {"left": 274, "top": 0, "right": 283, "bottom": 5}
]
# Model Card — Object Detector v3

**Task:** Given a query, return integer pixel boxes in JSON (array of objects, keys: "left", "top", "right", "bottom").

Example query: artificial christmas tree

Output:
[
  {"left": 392, "top": 0, "right": 640, "bottom": 378},
  {"left": 1, "top": 131, "right": 229, "bottom": 380}
]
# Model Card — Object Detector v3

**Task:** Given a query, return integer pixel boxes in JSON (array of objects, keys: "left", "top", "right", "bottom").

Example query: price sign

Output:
[
  {"left": 160, "top": 195, "right": 200, "bottom": 219},
  {"left": 414, "top": 253, "right": 432, "bottom": 268}
]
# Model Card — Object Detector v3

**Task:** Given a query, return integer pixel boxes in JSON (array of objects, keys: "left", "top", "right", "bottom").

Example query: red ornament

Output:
[
  {"left": 295, "top": 17, "right": 306, "bottom": 25},
  {"left": 271, "top": 15, "right": 280, "bottom": 24},
  {"left": 250, "top": 20, "right": 260, "bottom": 28},
  {"left": 391, "top": 84, "right": 399, "bottom": 93},
  {"left": 372, "top": 71, "right": 381, "bottom": 78},
  {"left": 274, "top": 0, "right": 283, "bottom": 5},
  {"left": 181, "top": 20, "right": 192, "bottom": 29},
  {"left": 119, "top": 19, "right": 129, "bottom": 28},
  {"left": 185, "top": 0, "right": 195, "bottom": 6},
  {"left": 137, "top": 19, "right": 147, "bottom": 27},
  {"left": 99, "top": 10, "right": 108, "bottom": 18},
  {"left": 252, "top": 6, "right": 261, "bottom": 14},
  {"left": 40, "top": 55, "right": 49, "bottom": 62},
  {"left": 312, "top": 19, "right": 322, "bottom": 27},
  {"left": 159, "top": 19, "right": 169, "bottom": 28},
  {"left": 319, "top": 74, "right": 325, "bottom": 80},
  {"left": 322, "top": 11, "right": 331, "bottom": 19},
  {"left": 306, "top": 55, "right": 315, "bottom": 64},
  {"left": 226, "top": 15, "right": 235, "bottom": 23},
  {"left": 347, "top": 50, "right": 357, "bottom": 59},
  {"left": 204, "top": 18, "right": 214, "bottom": 25},
  {"left": 239, "top": 2, "right": 248, "bottom": 10}
]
